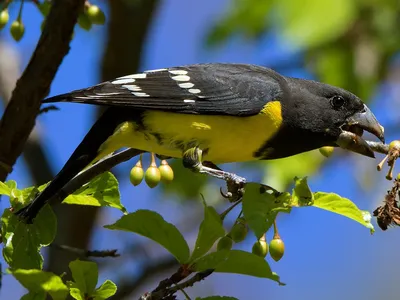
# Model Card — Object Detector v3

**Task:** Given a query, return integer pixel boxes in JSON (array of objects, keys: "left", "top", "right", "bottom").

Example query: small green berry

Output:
[
  {"left": 229, "top": 222, "right": 248, "bottom": 243},
  {"left": 389, "top": 140, "right": 400, "bottom": 151},
  {"left": 217, "top": 236, "right": 233, "bottom": 251},
  {"left": 269, "top": 237, "right": 285, "bottom": 262},
  {"left": 0, "top": 9, "right": 9, "bottom": 30},
  {"left": 87, "top": 5, "right": 106, "bottom": 25},
  {"left": 78, "top": 13, "right": 92, "bottom": 31},
  {"left": 130, "top": 161, "right": 144, "bottom": 186},
  {"left": 319, "top": 146, "right": 334, "bottom": 158},
  {"left": 252, "top": 240, "right": 268, "bottom": 258},
  {"left": 145, "top": 166, "right": 161, "bottom": 188},
  {"left": 10, "top": 20, "right": 25, "bottom": 41},
  {"left": 159, "top": 160, "right": 174, "bottom": 183}
]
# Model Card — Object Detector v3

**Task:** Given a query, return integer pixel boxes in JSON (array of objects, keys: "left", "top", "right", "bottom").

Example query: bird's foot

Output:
[{"left": 182, "top": 148, "right": 247, "bottom": 202}]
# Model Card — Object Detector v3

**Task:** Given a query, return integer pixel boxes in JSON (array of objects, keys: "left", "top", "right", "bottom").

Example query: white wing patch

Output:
[
  {"left": 171, "top": 75, "right": 190, "bottom": 82},
  {"left": 122, "top": 84, "right": 142, "bottom": 91},
  {"left": 169, "top": 69, "right": 188, "bottom": 75},
  {"left": 112, "top": 78, "right": 135, "bottom": 84},
  {"left": 188, "top": 89, "right": 201, "bottom": 94}
]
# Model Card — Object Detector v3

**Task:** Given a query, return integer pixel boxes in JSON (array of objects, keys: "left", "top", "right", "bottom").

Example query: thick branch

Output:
[{"left": 0, "top": 0, "right": 85, "bottom": 181}]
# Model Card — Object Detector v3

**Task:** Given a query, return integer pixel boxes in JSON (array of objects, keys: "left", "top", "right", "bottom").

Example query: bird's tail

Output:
[{"left": 15, "top": 107, "right": 136, "bottom": 223}]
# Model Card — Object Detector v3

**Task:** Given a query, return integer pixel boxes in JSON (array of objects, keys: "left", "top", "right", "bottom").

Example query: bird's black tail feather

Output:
[{"left": 15, "top": 107, "right": 136, "bottom": 223}]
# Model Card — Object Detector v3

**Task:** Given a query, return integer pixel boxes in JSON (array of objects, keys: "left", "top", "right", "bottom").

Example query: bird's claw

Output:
[{"left": 220, "top": 174, "right": 246, "bottom": 202}]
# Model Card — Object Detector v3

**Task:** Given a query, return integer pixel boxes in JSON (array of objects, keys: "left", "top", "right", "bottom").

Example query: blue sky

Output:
[{"left": 1, "top": 1, "right": 400, "bottom": 299}]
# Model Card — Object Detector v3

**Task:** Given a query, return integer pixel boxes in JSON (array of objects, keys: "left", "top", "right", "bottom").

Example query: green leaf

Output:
[
  {"left": 105, "top": 210, "right": 190, "bottom": 263},
  {"left": 67, "top": 281, "right": 83, "bottom": 300},
  {"left": 0, "top": 181, "right": 11, "bottom": 195},
  {"left": 6, "top": 180, "right": 17, "bottom": 190},
  {"left": 2, "top": 203, "right": 56, "bottom": 269},
  {"left": 190, "top": 200, "right": 225, "bottom": 261},
  {"left": 63, "top": 172, "right": 126, "bottom": 214},
  {"left": 215, "top": 250, "right": 282, "bottom": 284},
  {"left": 12, "top": 269, "right": 69, "bottom": 300},
  {"left": 276, "top": 0, "right": 356, "bottom": 48},
  {"left": 93, "top": 280, "right": 117, "bottom": 300},
  {"left": 191, "top": 250, "right": 230, "bottom": 272},
  {"left": 69, "top": 260, "right": 98, "bottom": 295},
  {"left": 242, "top": 183, "right": 291, "bottom": 239},
  {"left": 309, "top": 192, "right": 374, "bottom": 233},
  {"left": 196, "top": 297, "right": 238, "bottom": 300},
  {"left": 291, "top": 177, "right": 313, "bottom": 206},
  {"left": 21, "top": 291, "right": 46, "bottom": 300}
]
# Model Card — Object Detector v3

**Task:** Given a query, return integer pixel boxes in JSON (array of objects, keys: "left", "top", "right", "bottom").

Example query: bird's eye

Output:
[{"left": 330, "top": 95, "right": 346, "bottom": 109}]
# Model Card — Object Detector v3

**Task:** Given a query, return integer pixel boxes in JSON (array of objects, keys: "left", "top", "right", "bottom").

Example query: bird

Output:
[{"left": 15, "top": 63, "right": 385, "bottom": 223}]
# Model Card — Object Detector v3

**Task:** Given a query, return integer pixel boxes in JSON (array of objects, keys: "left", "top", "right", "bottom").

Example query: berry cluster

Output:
[
  {"left": 129, "top": 153, "right": 174, "bottom": 189},
  {"left": 0, "top": 0, "right": 106, "bottom": 42}
]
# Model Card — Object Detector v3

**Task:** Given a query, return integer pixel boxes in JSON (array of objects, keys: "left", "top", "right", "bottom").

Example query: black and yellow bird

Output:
[{"left": 15, "top": 63, "right": 385, "bottom": 223}]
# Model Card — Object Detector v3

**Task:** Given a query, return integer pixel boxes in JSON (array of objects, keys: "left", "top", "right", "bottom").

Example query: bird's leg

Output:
[{"left": 182, "top": 147, "right": 246, "bottom": 202}]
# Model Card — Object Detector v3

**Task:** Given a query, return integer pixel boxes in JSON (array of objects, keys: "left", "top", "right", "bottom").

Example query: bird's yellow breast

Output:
[{"left": 98, "top": 101, "right": 283, "bottom": 164}]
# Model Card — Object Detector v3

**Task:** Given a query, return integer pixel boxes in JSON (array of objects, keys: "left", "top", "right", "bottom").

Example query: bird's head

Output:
[{"left": 260, "top": 77, "right": 385, "bottom": 159}]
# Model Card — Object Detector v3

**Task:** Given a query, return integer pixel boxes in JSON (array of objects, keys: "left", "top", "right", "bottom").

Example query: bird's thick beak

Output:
[{"left": 336, "top": 104, "right": 385, "bottom": 158}]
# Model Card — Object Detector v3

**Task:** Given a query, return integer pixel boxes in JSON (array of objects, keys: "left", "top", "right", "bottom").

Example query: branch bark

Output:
[{"left": 0, "top": 0, "right": 85, "bottom": 181}]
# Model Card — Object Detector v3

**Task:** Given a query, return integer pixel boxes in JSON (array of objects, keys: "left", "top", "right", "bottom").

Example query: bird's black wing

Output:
[{"left": 44, "top": 63, "right": 285, "bottom": 116}]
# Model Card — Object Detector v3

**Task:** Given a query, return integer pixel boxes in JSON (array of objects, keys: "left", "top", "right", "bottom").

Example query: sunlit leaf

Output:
[
  {"left": 311, "top": 192, "right": 374, "bottom": 233},
  {"left": 63, "top": 172, "right": 126, "bottom": 214},
  {"left": 12, "top": 269, "right": 69, "bottom": 300},
  {"left": 93, "top": 280, "right": 117, "bottom": 300},
  {"left": 105, "top": 210, "right": 190, "bottom": 263},
  {"left": 0, "top": 181, "right": 11, "bottom": 196},
  {"left": 242, "top": 183, "right": 291, "bottom": 239},
  {"left": 190, "top": 200, "right": 225, "bottom": 261},
  {"left": 69, "top": 260, "right": 98, "bottom": 295},
  {"left": 276, "top": 0, "right": 356, "bottom": 48},
  {"left": 291, "top": 177, "right": 313, "bottom": 206}
]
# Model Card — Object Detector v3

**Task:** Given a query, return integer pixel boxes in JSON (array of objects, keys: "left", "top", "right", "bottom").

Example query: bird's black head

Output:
[{"left": 257, "top": 77, "right": 385, "bottom": 159}]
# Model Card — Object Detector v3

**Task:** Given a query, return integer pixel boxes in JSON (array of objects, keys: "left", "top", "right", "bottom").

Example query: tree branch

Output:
[
  {"left": 50, "top": 243, "right": 119, "bottom": 258},
  {"left": 0, "top": 0, "right": 85, "bottom": 181}
]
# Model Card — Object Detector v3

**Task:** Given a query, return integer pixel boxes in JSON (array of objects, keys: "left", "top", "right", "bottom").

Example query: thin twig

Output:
[
  {"left": 0, "top": 0, "right": 85, "bottom": 181},
  {"left": 50, "top": 243, "right": 119, "bottom": 258}
]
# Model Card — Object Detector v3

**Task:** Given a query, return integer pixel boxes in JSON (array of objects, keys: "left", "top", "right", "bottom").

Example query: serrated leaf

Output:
[
  {"left": 63, "top": 172, "right": 126, "bottom": 214},
  {"left": 93, "top": 280, "right": 117, "bottom": 299},
  {"left": 191, "top": 250, "right": 230, "bottom": 272},
  {"left": 0, "top": 181, "right": 11, "bottom": 196},
  {"left": 69, "top": 260, "right": 98, "bottom": 295},
  {"left": 196, "top": 297, "right": 238, "bottom": 300},
  {"left": 291, "top": 177, "right": 313, "bottom": 206},
  {"left": 310, "top": 192, "right": 374, "bottom": 233},
  {"left": 190, "top": 201, "right": 225, "bottom": 261},
  {"left": 215, "top": 250, "right": 282, "bottom": 284},
  {"left": 6, "top": 180, "right": 17, "bottom": 190},
  {"left": 12, "top": 269, "right": 69, "bottom": 300},
  {"left": 105, "top": 210, "right": 190, "bottom": 263},
  {"left": 243, "top": 183, "right": 291, "bottom": 239}
]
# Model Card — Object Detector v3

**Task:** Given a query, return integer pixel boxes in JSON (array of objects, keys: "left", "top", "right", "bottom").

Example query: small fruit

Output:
[
  {"left": 0, "top": 9, "right": 9, "bottom": 29},
  {"left": 159, "top": 160, "right": 174, "bottom": 183},
  {"left": 130, "top": 159, "right": 144, "bottom": 186},
  {"left": 145, "top": 166, "right": 161, "bottom": 188},
  {"left": 10, "top": 20, "right": 25, "bottom": 41},
  {"left": 269, "top": 237, "right": 285, "bottom": 261},
  {"left": 229, "top": 222, "right": 248, "bottom": 243},
  {"left": 397, "top": 173, "right": 400, "bottom": 181},
  {"left": 217, "top": 236, "right": 233, "bottom": 251},
  {"left": 319, "top": 146, "right": 334, "bottom": 158},
  {"left": 87, "top": 5, "right": 106, "bottom": 25},
  {"left": 389, "top": 140, "right": 400, "bottom": 151},
  {"left": 252, "top": 240, "right": 268, "bottom": 258},
  {"left": 78, "top": 13, "right": 92, "bottom": 31}
]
